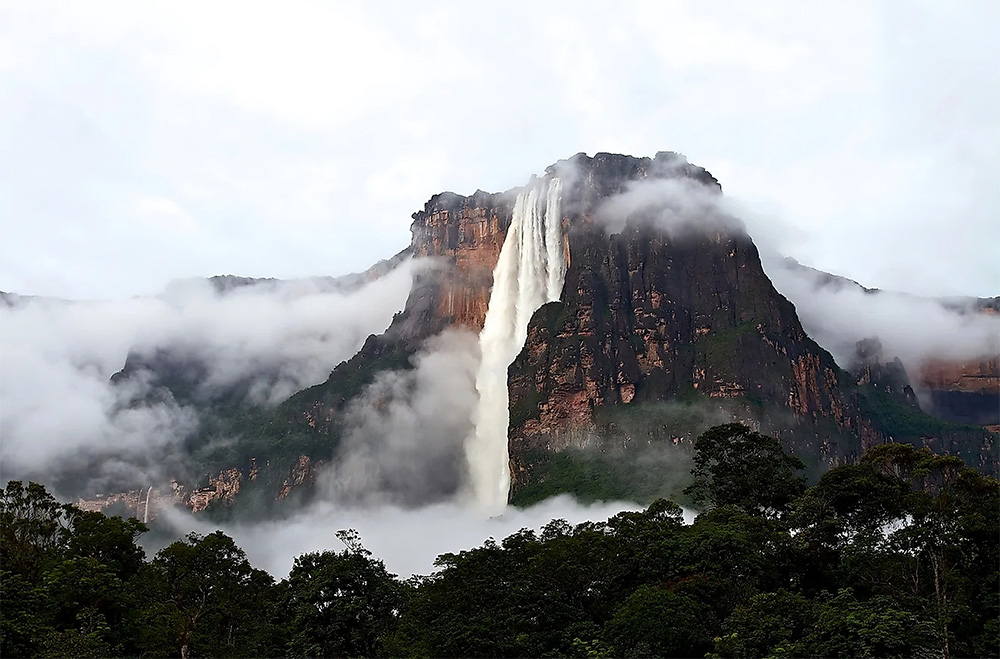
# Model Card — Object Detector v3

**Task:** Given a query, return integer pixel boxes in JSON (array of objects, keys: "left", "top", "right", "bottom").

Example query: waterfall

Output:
[
  {"left": 143, "top": 485, "right": 152, "bottom": 524},
  {"left": 466, "top": 178, "right": 564, "bottom": 511},
  {"left": 544, "top": 178, "right": 564, "bottom": 301}
]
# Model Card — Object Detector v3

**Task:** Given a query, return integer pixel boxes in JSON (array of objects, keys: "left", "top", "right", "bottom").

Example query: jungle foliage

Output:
[{"left": 2, "top": 425, "right": 997, "bottom": 658}]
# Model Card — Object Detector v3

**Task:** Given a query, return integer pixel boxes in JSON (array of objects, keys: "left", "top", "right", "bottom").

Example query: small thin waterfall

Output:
[{"left": 466, "top": 178, "right": 564, "bottom": 511}]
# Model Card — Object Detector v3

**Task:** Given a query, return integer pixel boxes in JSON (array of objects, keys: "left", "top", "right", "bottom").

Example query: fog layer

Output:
[{"left": 0, "top": 261, "right": 417, "bottom": 483}]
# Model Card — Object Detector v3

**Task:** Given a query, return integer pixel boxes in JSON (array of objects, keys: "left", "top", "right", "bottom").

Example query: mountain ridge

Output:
[{"left": 12, "top": 151, "right": 996, "bottom": 517}]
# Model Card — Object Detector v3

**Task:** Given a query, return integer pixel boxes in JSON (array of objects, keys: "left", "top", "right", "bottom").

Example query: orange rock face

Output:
[
  {"left": 77, "top": 462, "right": 266, "bottom": 519},
  {"left": 410, "top": 191, "right": 514, "bottom": 333},
  {"left": 184, "top": 467, "right": 243, "bottom": 513},
  {"left": 278, "top": 455, "right": 314, "bottom": 500},
  {"left": 918, "top": 357, "right": 1000, "bottom": 394},
  {"left": 77, "top": 483, "right": 187, "bottom": 520},
  {"left": 915, "top": 356, "right": 1000, "bottom": 427},
  {"left": 77, "top": 490, "right": 151, "bottom": 517}
]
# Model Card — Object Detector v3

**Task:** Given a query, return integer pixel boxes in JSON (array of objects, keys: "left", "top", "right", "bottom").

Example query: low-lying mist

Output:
[
  {"left": 0, "top": 260, "right": 419, "bottom": 489},
  {"left": 151, "top": 495, "right": 699, "bottom": 579},
  {"left": 321, "top": 329, "right": 480, "bottom": 507}
]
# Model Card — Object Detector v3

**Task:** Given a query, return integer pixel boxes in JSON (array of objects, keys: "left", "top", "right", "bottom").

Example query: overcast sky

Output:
[{"left": 1, "top": 1, "right": 997, "bottom": 300}]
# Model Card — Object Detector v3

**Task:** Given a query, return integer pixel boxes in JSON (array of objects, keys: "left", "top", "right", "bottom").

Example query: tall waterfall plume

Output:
[{"left": 466, "top": 178, "right": 565, "bottom": 510}]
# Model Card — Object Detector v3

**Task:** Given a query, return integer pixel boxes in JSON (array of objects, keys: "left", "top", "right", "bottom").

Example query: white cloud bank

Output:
[
  {"left": 161, "top": 495, "right": 701, "bottom": 579},
  {"left": 0, "top": 261, "right": 418, "bottom": 482},
  {"left": 322, "top": 329, "right": 481, "bottom": 507},
  {"left": 585, "top": 168, "right": 999, "bottom": 379},
  {"left": 763, "top": 258, "right": 1000, "bottom": 376}
]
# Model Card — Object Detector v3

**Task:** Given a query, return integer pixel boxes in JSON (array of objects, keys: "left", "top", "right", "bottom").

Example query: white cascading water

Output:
[
  {"left": 143, "top": 486, "right": 152, "bottom": 524},
  {"left": 467, "top": 178, "right": 565, "bottom": 511}
]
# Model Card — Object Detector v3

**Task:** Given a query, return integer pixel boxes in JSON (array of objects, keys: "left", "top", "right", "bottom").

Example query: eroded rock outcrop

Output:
[{"left": 852, "top": 338, "right": 920, "bottom": 408}]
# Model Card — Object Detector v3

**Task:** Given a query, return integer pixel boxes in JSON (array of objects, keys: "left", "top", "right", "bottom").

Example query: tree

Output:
[
  {"left": 712, "top": 590, "right": 817, "bottom": 658},
  {"left": 283, "top": 535, "right": 403, "bottom": 657},
  {"left": 675, "top": 506, "right": 795, "bottom": 622},
  {"left": 0, "top": 568, "right": 46, "bottom": 658},
  {"left": 144, "top": 531, "right": 276, "bottom": 659},
  {"left": 601, "top": 499, "right": 687, "bottom": 603},
  {"left": 38, "top": 557, "right": 122, "bottom": 645},
  {"left": 604, "top": 586, "right": 713, "bottom": 657},
  {"left": 713, "top": 588, "right": 937, "bottom": 658},
  {"left": 391, "top": 529, "right": 542, "bottom": 657},
  {"left": 793, "top": 463, "right": 909, "bottom": 550},
  {"left": 889, "top": 465, "right": 1000, "bottom": 659},
  {"left": 684, "top": 424, "right": 806, "bottom": 518},
  {"left": 1, "top": 481, "right": 154, "bottom": 656},
  {"left": 1, "top": 480, "right": 75, "bottom": 580},
  {"left": 790, "top": 462, "right": 911, "bottom": 596},
  {"left": 65, "top": 510, "right": 147, "bottom": 581},
  {"left": 804, "top": 589, "right": 937, "bottom": 658}
]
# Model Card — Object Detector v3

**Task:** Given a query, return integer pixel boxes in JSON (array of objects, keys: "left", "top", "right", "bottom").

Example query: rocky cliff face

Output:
[
  {"left": 256, "top": 189, "right": 520, "bottom": 458},
  {"left": 85, "top": 151, "right": 997, "bottom": 516},
  {"left": 409, "top": 190, "right": 515, "bottom": 332},
  {"left": 502, "top": 153, "right": 900, "bottom": 493},
  {"left": 852, "top": 338, "right": 920, "bottom": 408},
  {"left": 195, "top": 151, "right": 996, "bottom": 506},
  {"left": 775, "top": 260, "right": 999, "bottom": 431},
  {"left": 918, "top": 357, "right": 1000, "bottom": 428}
]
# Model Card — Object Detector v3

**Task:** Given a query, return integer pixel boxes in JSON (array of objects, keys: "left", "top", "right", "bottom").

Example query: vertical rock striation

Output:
[{"left": 409, "top": 190, "right": 516, "bottom": 333}]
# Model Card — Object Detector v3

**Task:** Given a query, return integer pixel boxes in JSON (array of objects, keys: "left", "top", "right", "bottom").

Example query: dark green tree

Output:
[
  {"left": 712, "top": 590, "right": 817, "bottom": 658},
  {"left": 713, "top": 588, "right": 938, "bottom": 658},
  {"left": 674, "top": 505, "right": 795, "bottom": 622},
  {"left": 604, "top": 585, "right": 713, "bottom": 657},
  {"left": 793, "top": 462, "right": 909, "bottom": 549},
  {"left": 37, "top": 557, "right": 122, "bottom": 648},
  {"left": 282, "top": 532, "right": 403, "bottom": 657},
  {"left": 791, "top": 461, "right": 910, "bottom": 597},
  {"left": 889, "top": 465, "right": 1000, "bottom": 659},
  {"left": 1, "top": 480, "right": 74, "bottom": 581},
  {"left": 684, "top": 424, "right": 806, "bottom": 518},
  {"left": 390, "top": 529, "right": 542, "bottom": 657},
  {"left": 36, "top": 608, "right": 114, "bottom": 659},
  {"left": 2, "top": 481, "right": 152, "bottom": 657},
  {"left": 804, "top": 589, "right": 937, "bottom": 658},
  {"left": 0, "top": 568, "right": 47, "bottom": 658},
  {"left": 140, "top": 531, "right": 277, "bottom": 659},
  {"left": 65, "top": 510, "right": 147, "bottom": 580}
]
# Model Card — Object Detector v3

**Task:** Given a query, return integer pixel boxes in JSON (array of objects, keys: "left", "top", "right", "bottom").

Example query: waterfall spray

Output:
[{"left": 466, "top": 178, "right": 565, "bottom": 511}]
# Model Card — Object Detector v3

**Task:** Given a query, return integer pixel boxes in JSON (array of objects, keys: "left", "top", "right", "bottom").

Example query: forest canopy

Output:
[{"left": 2, "top": 425, "right": 997, "bottom": 658}]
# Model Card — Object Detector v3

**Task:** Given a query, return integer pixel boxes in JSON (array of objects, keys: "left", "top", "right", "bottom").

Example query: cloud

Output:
[
  {"left": 154, "top": 494, "right": 700, "bottom": 580},
  {"left": 2, "top": 3, "right": 996, "bottom": 299},
  {"left": 576, "top": 162, "right": 998, "bottom": 386},
  {"left": 763, "top": 258, "right": 1000, "bottom": 376},
  {"left": 0, "top": 260, "right": 418, "bottom": 488},
  {"left": 593, "top": 173, "right": 738, "bottom": 237},
  {"left": 320, "top": 329, "right": 480, "bottom": 507}
]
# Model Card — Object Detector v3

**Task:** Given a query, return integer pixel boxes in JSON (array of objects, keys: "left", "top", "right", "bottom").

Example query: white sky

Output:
[{"left": 1, "top": 0, "right": 998, "bottom": 300}]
